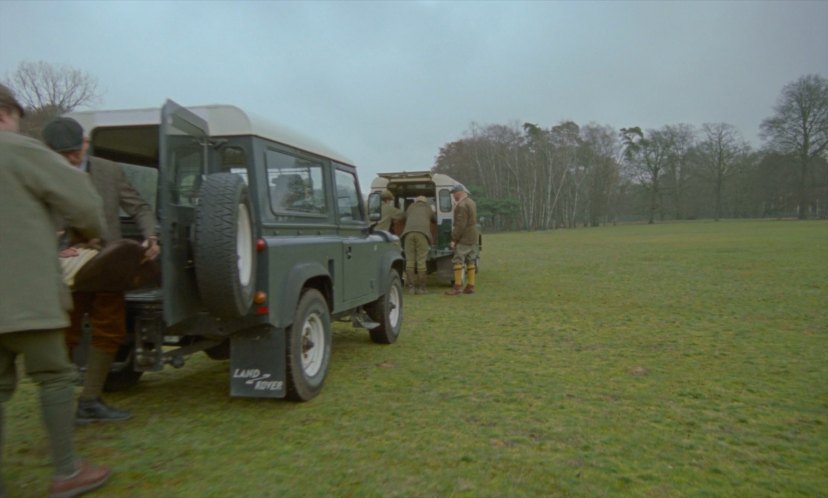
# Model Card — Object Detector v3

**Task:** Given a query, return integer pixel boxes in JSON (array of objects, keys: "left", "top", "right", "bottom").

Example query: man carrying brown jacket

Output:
[
  {"left": 42, "top": 116, "right": 159, "bottom": 424},
  {"left": 445, "top": 184, "right": 479, "bottom": 295},
  {"left": 0, "top": 84, "right": 111, "bottom": 498}
]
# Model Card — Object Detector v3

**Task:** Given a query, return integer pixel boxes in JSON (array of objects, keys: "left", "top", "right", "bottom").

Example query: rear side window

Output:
[
  {"left": 334, "top": 169, "right": 364, "bottom": 222},
  {"left": 266, "top": 149, "right": 326, "bottom": 215},
  {"left": 438, "top": 188, "right": 453, "bottom": 213},
  {"left": 222, "top": 146, "right": 249, "bottom": 185}
]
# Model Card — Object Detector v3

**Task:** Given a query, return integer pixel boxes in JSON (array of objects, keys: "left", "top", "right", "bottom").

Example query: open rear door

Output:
[{"left": 159, "top": 100, "right": 209, "bottom": 327}]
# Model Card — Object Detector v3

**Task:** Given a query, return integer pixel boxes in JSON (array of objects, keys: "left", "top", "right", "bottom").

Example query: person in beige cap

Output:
[
  {"left": 445, "top": 184, "right": 479, "bottom": 295},
  {"left": 376, "top": 189, "right": 404, "bottom": 233},
  {"left": 42, "top": 116, "right": 159, "bottom": 424},
  {"left": 0, "top": 84, "right": 111, "bottom": 497},
  {"left": 400, "top": 196, "right": 436, "bottom": 294}
]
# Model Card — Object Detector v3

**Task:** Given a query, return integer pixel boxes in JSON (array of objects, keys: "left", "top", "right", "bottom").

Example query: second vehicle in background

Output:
[{"left": 368, "top": 171, "right": 481, "bottom": 286}]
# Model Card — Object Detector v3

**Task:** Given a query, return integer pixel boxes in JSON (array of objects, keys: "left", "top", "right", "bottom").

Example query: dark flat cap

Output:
[
  {"left": 42, "top": 116, "right": 84, "bottom": 152},
  {"left": 0, "top": 83, "right": 25, "bottom": 117},
  {"left": 73, "top": 239, "right": 160, "bottom": 292},
  {"left": 450, "top": 184, "right": 465, "bottom": 193}
]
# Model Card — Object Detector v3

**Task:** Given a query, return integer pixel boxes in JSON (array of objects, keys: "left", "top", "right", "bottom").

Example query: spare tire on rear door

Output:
[{"left": 194, "top": 173, "right": 256, "bottom": 318}]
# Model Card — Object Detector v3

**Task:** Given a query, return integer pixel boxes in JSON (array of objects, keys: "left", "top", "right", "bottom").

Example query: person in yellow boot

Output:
[
  {"left": 445, "top": 184, "right": 479, "bottom": 296},
  {"left": 401, "top": 196, "right": 436, "bottom": 294},
  {"left": 42, "top": 117, "right": 159, "bottom": 424}
]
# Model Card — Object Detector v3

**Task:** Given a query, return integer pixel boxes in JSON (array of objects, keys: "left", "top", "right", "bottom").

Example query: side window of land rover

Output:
[
  {"left": 265, "top": 149, "right": 327, "bottom": 215},
  {"left": 223, "top": 146, "right": 249, "bottom": 185},
  {"left": 334, "top": 168, "right": 364, "bottom": 222}
]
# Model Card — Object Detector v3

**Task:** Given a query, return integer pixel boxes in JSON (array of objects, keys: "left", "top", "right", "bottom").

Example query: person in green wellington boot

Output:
[{"left": 1, "top": 84, "right": 111, "bottom": 497}]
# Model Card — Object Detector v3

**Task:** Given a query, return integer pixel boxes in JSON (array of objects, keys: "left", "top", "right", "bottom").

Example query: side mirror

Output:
[{"left": 367, "top": 212, "right": 380, "bottom": 233}]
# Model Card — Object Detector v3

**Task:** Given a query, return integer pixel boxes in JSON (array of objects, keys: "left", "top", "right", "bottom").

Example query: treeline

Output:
[{"left": 433, "top": 75, "right": 828, "bottom": 231}]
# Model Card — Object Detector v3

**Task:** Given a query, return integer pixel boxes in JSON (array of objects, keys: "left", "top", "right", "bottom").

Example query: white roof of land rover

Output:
[
  {"left": 370, "top": 171, "right": 459, "bottom": 189},
  {"left": 67, "top": 104, "right": 354, "bottom": 165}
]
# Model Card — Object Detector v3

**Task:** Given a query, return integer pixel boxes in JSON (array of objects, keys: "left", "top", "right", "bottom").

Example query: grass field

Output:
[{"left": 4, "top": 220, "right": 827, "bottom": 497}]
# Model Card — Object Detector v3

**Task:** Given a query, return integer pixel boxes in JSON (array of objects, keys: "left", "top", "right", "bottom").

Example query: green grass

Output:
[{"left": 4, "top": 220, "right": 827, "bottom": 497}]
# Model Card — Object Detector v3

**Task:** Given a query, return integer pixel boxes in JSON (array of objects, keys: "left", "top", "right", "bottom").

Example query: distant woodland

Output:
[{"left": 434, "top": 74, "right": 828, "bottom": 229}]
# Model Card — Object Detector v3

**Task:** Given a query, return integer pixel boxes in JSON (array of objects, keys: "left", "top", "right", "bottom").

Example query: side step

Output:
[{"left": 351, "top": 307, "right": 380, "bottom": 330}]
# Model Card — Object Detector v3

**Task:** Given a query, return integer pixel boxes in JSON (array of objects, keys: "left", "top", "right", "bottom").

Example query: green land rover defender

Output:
[{"left": 67, "top": 100, "right": 404, "bottom": 401}]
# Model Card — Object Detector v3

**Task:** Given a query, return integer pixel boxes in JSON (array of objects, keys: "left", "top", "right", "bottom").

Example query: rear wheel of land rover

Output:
[
  {"left": 286, "top": 289, "right": 332, "bottom": 401},
  {"left": 194, "top": 173, "right": 256, "bottom": 319},
  {"left": 367, "top": 271, "right": 403, "bottom": 344}
]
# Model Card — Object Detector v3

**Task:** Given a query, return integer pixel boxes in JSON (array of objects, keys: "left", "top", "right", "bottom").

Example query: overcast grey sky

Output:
[{"left": 2, "top": 0, "right": 827, "bottom": 188}]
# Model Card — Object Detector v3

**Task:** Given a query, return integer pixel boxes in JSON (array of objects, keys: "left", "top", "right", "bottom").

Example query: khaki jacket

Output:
[
  {"left": 451, "top": 196, "right": 479, "bottom": 246},
  {"left": 401, "top": 201, "right": 436, "bottom": 244},
  {"left": 87, "top": 156, "right": 156, "bottom": 242},
  {"left": 377, "top": 202, "right": 403, "bottom": 232},
  {"left": 0, "top": 132, "right": 103, "bottom": 333}
]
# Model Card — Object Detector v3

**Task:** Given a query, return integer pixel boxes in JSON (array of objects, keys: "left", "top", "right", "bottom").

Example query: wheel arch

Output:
[
  {"left": 377, "top": 250, "right": 405, "bottom": 296},
  {"left": 274, "top": 262, "right": 332, "bottom": 328}
]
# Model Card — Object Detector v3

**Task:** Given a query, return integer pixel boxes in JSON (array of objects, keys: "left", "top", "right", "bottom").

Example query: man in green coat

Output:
[
  {"left": 0, "top": 84, "right": 111, "bottom": 497},
  {"left": 400, "top": 196, "right": 436, "bottom": 294},
  {"left": 376, "top": 189, "right": 403, "bottom": 233}
]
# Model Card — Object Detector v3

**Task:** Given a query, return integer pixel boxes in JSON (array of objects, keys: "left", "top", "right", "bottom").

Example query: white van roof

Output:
[{"left": 67, "top": 104, "right": 353, "bottom": 165}]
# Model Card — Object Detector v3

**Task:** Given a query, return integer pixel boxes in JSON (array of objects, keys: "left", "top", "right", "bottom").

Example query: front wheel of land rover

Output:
[
  {"left": 285, "top": 289, "right": 332, "bottom": 401},
  {"left": 194, "top": 173, "right": 256, "bottom": 319},
  {"left": 367, "top": 271, "right": 403, "bottom": 344}
]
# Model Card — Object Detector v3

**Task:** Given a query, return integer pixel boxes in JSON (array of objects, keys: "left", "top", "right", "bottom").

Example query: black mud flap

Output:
[{"left": 230, "top": 326, "right": 286, "bottom": 398}]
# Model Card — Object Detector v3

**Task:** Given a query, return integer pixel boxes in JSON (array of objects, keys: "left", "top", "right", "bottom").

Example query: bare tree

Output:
[
  {"left": 760, "top": 74, "right": 828, "bottom": 219},
  {"left": 580, "top": 124, "right": 621, "bottom": 226},
  {"left": 661, "top": 124, "right": 696, "bottom": 220},
  {"left": 434, "top": 123, "right": 527, "bottom": 230},
  {"left": 549, "top": 121, "right": 581, "bottom": 228},
  {"left": 523, "top": 122, "right": 576, "bottom": 229},
  {"left": 3, "top": 60, "right": 101, "bottom": 137},
  {"left": 696, "top": 123, "right": 750, "bottom": 221},
  {"left": 620, "top": 127, "right": 671, "bottom": 224}
]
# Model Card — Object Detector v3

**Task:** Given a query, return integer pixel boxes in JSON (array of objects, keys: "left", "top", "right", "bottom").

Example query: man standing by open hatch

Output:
[
  {"left": 0, "top": 84, "right": 111, "bottom": 498},
  {"left": 401, "top": 196, "right": 436, "bottom": 294},
  {"left": 376, "top": 189, "right": 404, "bottom": 233},
  {"left": 445, "top": 184, "right": 479, "bottom": 296},
  {"left": 42, "top": 116, "right": 159, "bottom": 424}
]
